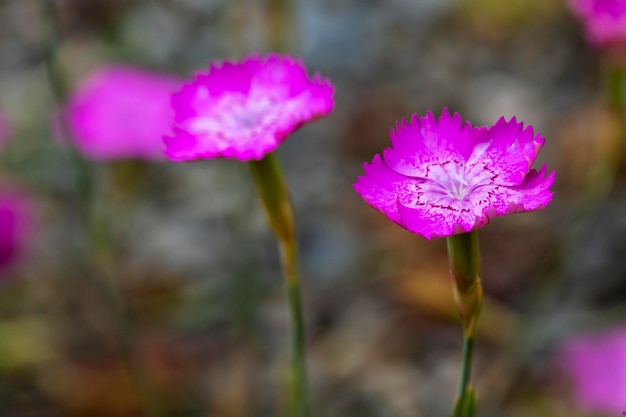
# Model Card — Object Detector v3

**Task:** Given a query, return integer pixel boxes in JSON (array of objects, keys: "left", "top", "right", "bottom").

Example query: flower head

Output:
[
  {"left": 354, "top": 109, "right": 555, "bottom": 240},
  {"left": 165, "top": 53, "right": 334, "bottom": 162},
  {"left": 559, "top": 327, "right": 626, "bottom": 414},
  {"left": 568, "top": 0, "right": 626, "bottom": 47},
  {"left": 64, "top": 65, "right": 180, "bottom": 161},
  {"left": 0, "top": 184, "right": 36, "bottom": 276}
]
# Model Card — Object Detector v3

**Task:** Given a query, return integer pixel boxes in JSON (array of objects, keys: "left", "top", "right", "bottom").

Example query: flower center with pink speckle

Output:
[
  {"left": 428, "top": 163, "right": 474, "bottom": 200},
  {"left": 165, "top": 54, "right": 335, "bottom": 162},
  {"left": 354, "top": 110, "right": 554, "bottom": 239}
]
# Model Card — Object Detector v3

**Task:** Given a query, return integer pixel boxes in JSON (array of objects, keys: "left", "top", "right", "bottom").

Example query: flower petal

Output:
[
  {"left": 464, "top": 117, "right": 545, "bottom": 187},
  {"left": 166, "top": 54, "right": 334, "bottom": 162},
  {"left": 393, "top": 166, "right": 554, "bottom": 239},
  {"left": 383, "top": 109, "right": 487, "bottom": 179},
  {"left": 64, "top": 65, "right": 180, "bottom": 161},
  {"left": 467, "top": 165, "right": 555, "bottom": 216},
  {"left": 397, "top": 196, "right": 481, "bottom": 240},
  {"left": 353, "top": 154, "right": 424, "bottom": 225}
]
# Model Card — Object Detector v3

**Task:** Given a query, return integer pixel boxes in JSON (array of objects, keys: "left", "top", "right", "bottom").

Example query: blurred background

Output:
[{"left": 0, "top": 0, "right": 624, "bottom": 416}]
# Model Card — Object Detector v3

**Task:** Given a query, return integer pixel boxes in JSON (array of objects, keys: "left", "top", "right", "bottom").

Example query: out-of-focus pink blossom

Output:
[
  {"left": 64, "top": 65, "right": 180, "bottom": 161},
  {"left": 0, "top": 184, "right": 36, "bottom": 276},
  {"left": 559, "top": 327, "right": 626, "bottom": 414},
  {"left": 568, "top": 0, "right": 626, "bottom": 47},
  {"left": 354, "top": 109, "right": 555, "bottom": 240},
  {"left": 165, "top": 53, "right": 334, "bottom": 162}
]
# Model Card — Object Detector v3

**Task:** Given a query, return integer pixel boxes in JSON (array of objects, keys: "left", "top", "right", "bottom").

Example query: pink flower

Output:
[
  {"left": 353, "top": 109, "right": 555, "bottom": 240},
  {"left": 165, "top": 53, "right": 334, "bottom": 162},
  {"left": 568, "top": 0, "right": 626, "bottom": 47},
  {"left": 559, "top": 327, "right": 626, "bottom": 414},
  {"left": 0, "top": 184, "right": 36, "bottom": 275},
  {"left": 64, "top": 65, "right": 180, "bottom": 161}
]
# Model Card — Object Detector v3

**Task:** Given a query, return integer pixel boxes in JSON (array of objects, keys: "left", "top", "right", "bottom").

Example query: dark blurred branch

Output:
[
  {"left": 36, "top": 2, "right": 168, "bottom": 416},
  {"left": 38, "top": 0, "right": 68, "bottom": 104},
  {"left": 265, "top": 0, "right": 295, "bottom": 52}
]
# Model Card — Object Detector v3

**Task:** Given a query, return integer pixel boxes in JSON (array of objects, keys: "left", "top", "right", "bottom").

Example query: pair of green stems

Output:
[{"left": 251, "top": 152, "right": 483, "bottom": 417}]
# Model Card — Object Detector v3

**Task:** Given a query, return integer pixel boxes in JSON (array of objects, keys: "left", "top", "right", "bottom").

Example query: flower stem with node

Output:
[
  {"left": 249, "top": 152, "right": 308, "bottom": 417},
  {"left": 446, "top": 230, "right": 483, "bottom": 417}
]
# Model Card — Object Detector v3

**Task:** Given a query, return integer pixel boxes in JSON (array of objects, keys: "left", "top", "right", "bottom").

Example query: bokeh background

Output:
[{"left": 0, "top": 0, "right": 624, "bottom": 416}]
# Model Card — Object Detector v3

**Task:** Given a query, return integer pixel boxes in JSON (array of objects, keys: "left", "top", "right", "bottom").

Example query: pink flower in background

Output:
[
  {"left": 165, "top": 53, "right": 334, "bottom": 162},
  {"left": 559, "top": 327, "right": 626, "bottom": 414},
  {"left": 64, "top": 65, "right": 180, "bottom": 161},
  {"left": 354, "top": 109, "right": 555, "bottom": 240},
  {"left": 568, "top": 0, "right": 626, "bottom": 47},
  {"left": 0, "top": 184, "right": 36, "bottom": 275}
]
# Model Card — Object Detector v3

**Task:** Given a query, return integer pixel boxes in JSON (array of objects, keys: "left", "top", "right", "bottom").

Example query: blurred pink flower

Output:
[
  {"left": 353, "top": 109, "right": 555, "bottom": 240},
  {"left": 568, "top": 0, "right": 626, "bottom": 47},
  {"left": 165, "top": 53, "right": 334, "bottom": 162},
  {"left": 0, "top": 184, "right": 36, "bottom": 275},
  {"left": 559, "top": 327, "right": 626, "bottom": 414},
  {"left": 64, "top": 65, "right": 180, "bottom": 161}
]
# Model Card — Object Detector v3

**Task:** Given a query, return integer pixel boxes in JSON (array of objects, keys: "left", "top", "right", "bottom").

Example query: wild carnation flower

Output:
[
  {"left": 0, "top": 184, "right": 35, "bottom": 276},
  {"left": 568, "top": 0, "right": 626, "bottom": 47},
  {"left": 165, "top": 53, "right": 334, "bottom": 161},
  {"left": 559, "top": 327, "right": 626, "bottom": 414},
  {"left": 354, "top": 109, "right": 555, "bottom": 240},
  {"left": 64, "top": 65, "right": 180, "bottom": 161}
]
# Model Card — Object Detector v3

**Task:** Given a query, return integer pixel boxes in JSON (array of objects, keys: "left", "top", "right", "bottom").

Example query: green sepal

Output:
[{"left": 453, "top": 386, "right": 477, "bottom": 417}]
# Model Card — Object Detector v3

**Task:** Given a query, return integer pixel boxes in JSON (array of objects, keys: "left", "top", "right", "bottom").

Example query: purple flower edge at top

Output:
[
  {"left": 63, "top": 65, "right": 181, "bottom": 161},
  {"left": 354, "top": 109, "right": 555, "bottom": 240},
  {"left": 568, "top": 0, "right": 626, "bottom": 47},
  {"left": 0, "top": 183, "right": 36, "bottom": 276},
  {"left": 164, "top": 53, "right": 335, "bottom": 162},
  {"left": 558, "top": 326, "right": 626, "bottom": 414}
]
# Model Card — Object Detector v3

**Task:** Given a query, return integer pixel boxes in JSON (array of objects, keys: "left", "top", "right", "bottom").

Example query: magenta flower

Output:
[
  {"left": 165, "top": 53, "right": 334, "bottom": 161},
  {"left": 568, "top": 0, "right": 626, "bottom": 47},
  {"left": 354, "top": 109, "right": 555, "bottom": 240},
  {"left": 64, "top": 65, "right": 180, "bottom": 161},
  {"left": 559, "top": 327, "right": 626, "bottom": 414},
  {"left": 0, "top": 184, "right": 36, "bottom": 276}
]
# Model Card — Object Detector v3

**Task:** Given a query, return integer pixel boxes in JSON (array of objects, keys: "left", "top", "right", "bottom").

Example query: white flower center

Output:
[
  {"left": 188, "top": 87, "right": 280, "bottom": 134},
  {"left": 426, "top": 161, "right": 475, "bottom": 200}
]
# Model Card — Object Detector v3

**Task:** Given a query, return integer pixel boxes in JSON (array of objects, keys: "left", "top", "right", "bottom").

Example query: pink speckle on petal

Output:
[
  {"left": 63, "top": 65, "right": 181, "bottom": 161},
  {"left": 568, "top": 0, "right": 626, "bottom": 47},
  {"left": 354, "top": 109, "right": 555, "bottom": 240},
  {"left": 559, "top": 327, "right": 626, "bottom": 414},
  {"left": 165, "top": 53, "right": 335, "bottom": 162}
]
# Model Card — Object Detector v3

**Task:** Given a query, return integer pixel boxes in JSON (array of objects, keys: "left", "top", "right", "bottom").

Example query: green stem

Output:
[
  {"left": 585, "top": 59, "right": 626, "bottom": 202},
  {"left": 37, "top": 2, "right": 165, "bottom": 416},
  {"left": 87, "top": 187, "right": 168, "bottom": 417},
  {"left": 285, "top": 255, "right": 307, "bottom": 417},
  {"left": 446, "top": 231, "right": 482, "bottom": 336},
  {"left": 447, "top": 231, "right": 482, "bottom": 417},
  {"left": 249, "top": 153, "right": 308, "bottom": 417},
  {"left": 454, "top": 335, "right": 476, "bottom": 417}
]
